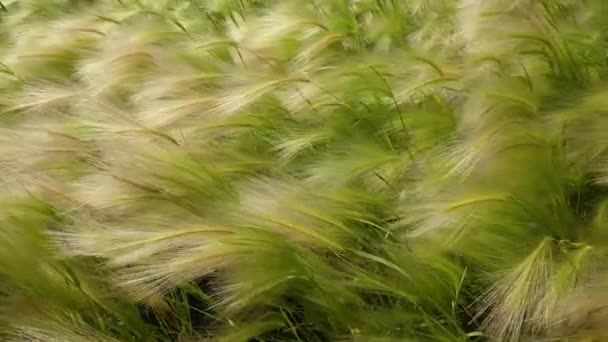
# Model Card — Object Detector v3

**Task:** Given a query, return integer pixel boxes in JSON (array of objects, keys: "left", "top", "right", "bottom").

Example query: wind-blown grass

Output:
[{"left": 2, "top": 0, "right": 608, "bottom": 341}]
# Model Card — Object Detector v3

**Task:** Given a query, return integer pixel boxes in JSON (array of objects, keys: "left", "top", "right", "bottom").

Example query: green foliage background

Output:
[{"left": 1, "top": 0, "right": 608, "bottom": 340}]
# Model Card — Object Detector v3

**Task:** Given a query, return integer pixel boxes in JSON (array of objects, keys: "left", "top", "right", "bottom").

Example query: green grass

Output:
[{"left": 2, "top": 0, "right": 608, "bottom": 340}]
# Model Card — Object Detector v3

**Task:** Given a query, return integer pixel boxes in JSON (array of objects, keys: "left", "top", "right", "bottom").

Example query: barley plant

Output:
[{"left": 2, "top": 0, "right": 608, "bottom": 341}]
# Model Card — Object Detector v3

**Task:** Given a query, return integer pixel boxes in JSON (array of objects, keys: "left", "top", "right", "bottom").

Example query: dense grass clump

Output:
[{"left": 2, "top": 0, "right": 608, "bottom": 340}]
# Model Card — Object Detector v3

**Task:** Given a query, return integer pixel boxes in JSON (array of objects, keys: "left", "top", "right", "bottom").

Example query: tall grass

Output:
[{"left": 1, "top": 0, "right": 608, "bottom": 340}]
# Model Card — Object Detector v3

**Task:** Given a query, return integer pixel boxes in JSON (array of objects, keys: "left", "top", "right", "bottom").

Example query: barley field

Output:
[{"left": 1, "top": 1, "right": 608, "bottom": 341}]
